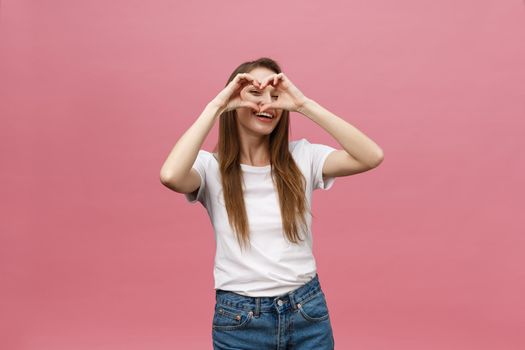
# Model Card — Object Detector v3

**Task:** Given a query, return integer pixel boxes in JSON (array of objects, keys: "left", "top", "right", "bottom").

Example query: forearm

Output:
[
  {"left": 297, "top": 98, "right": 384, "bottom": 167},
  {"left": 160, "top": 102, "right": 222, "bottom": 182}
]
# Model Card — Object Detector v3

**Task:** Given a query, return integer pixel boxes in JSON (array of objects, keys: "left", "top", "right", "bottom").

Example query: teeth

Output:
[{"left": 255, "top": 112, "right": 273, "bottom": 119}]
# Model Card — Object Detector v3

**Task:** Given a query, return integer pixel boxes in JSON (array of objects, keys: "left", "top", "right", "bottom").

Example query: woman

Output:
[{"left": 160, "top": 57, "right": 384, "bottom": 349}]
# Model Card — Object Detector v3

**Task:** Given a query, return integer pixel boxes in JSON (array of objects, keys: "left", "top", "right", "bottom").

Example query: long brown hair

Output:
[{"left": 213, "top": 57, "right": 311, "bottom": 252}]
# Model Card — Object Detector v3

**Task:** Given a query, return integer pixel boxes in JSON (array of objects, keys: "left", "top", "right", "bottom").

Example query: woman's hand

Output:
[
  {"left": 257, "top": 73, "right": 309, "bottom": 113},
  {"left": 210, "top": 73, "right": 262, "bottom": 114}
]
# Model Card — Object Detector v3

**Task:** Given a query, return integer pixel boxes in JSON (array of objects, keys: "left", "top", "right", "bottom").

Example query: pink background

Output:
[{"left": 1, "top": 0, "right": 524, "bottom": 349}]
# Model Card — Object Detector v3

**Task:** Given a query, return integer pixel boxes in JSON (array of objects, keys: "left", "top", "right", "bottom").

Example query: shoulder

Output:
[
  {"left": 288, "top": 138, "right": 312, "bottom": 167},
  {"left": 197, "top": 149, "right": 214, "bottom": 160},
  {"left": 192, "top": 149, "right": 215, "bottom": 172},
  {"left": 290, "top": 138, "right": 338, "bottom": 168},
  {"left": 290, "top": 138, "right": 328, "bottom": 155},
  {"left": 289, "top": 138, "right": 309, "bottom": 152}
]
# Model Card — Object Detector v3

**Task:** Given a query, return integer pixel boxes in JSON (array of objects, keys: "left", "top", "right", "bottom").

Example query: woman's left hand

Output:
[{"left": 258, "top": 73, "right": 309, "bottom": 113}]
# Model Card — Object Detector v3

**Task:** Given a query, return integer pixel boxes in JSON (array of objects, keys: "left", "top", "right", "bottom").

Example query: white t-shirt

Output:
[{"left": 184, "top": 138, "right": 337, "bottom": 297}]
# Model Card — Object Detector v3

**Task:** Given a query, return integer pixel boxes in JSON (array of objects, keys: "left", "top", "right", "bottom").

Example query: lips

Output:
[
  {"left": 252, "top": 111, "right": 274, "bottom": 123},
  {"left": 256, "top": 113, "right": 273, "bottom": 119}
]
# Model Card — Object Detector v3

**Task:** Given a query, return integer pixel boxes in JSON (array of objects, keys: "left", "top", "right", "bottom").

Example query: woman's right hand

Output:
[{"left": 210, "top": 73, "right": 262, "bottom": 115}]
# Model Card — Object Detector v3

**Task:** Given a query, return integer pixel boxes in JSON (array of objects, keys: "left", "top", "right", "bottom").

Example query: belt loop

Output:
[
  {"left": 254, "top": 297, "right": 260, "bottom": 317},
  {"left": 289, "top": 291, "right": 298, "bottom": 310}
]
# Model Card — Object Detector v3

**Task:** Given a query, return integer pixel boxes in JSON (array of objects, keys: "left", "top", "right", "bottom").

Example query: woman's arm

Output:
[
  {"left": 160, "top": 72, "right": 261, "bottom": 191},
  {"left": 258, "top": 72, "right": 384, "bottom": 175},
  {"left": 298, "top": 98, "right": 384, "bottom": 171},
  {"left": 159, "top": 102, "right": 221, "bottom": 190}
]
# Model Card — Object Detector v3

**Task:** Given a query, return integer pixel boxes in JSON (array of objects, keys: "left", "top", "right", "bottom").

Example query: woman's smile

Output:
[{"left": 253, "top": 111, "right": 275, "bottom": 123}]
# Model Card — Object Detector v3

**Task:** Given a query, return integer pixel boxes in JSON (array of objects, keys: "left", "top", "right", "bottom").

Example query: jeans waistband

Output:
[{"left": 215, "top": 273, "right": 323, "bottom": 316}]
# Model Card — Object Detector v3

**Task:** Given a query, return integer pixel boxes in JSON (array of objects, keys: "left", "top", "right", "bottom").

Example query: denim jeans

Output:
[{"left": 212, "top": 273, "right": 335, "bottom": 349}]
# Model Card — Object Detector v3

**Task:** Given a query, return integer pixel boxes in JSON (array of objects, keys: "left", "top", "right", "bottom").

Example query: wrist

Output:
[
  {"left": 296, "top": 97, "right": 315, "bottom": 115},
  {"left": 205, "top": 101, "right": 225, "bottom": 118}
]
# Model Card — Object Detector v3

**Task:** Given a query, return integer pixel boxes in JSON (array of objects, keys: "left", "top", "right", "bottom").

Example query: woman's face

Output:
[{"left": 235, "top": 67, "right": 283, "bottom": 136}]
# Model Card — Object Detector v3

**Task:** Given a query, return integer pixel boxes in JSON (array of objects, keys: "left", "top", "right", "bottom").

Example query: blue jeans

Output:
[{"left": 212, "top": 273, "right": 335, "bottom": 349}]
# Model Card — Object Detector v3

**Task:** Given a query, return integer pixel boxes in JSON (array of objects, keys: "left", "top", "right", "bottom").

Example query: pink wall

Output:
[{"left": 1, "top": 0, "right": 524, "bottom": 349}]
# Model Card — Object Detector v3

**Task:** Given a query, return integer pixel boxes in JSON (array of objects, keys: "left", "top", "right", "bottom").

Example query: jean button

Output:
[{"left": 277, "top": 299, "right": 283, "bottom": 306}]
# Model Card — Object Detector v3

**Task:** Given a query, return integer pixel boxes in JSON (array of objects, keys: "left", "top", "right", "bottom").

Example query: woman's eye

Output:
[{"left": 250, "top": 91, "right": 278, "bottom": 99}]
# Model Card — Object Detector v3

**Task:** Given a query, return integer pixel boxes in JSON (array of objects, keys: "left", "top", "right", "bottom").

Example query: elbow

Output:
[
  {"left": 160, "top": 171, "right": 175, "bottom": 186},
  {"left": 369, "top": 150, "right": 384, "bottom": 168},
  {"left": 160, "top": 174, "right": 180, "bottom": 191}
]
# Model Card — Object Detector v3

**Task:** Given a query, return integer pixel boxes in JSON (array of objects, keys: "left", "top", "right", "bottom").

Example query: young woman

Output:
[{"left": 160, "top": 57, "right": 384, "bottom": 350}]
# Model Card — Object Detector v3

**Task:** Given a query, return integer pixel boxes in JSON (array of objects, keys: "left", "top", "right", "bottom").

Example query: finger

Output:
[
  {"left": 273, "top": 73, "right": 285, "bottom": 86},
  {"left": 225, "top": 74, "right": 244, "bottom": 94},
  {"left": 226, "top": 74, "right": 254, "bottom": 97},
  {"left": 244, "top": 80, "right": 262, "bottom": 91},
  {"left": 259, "top": 74, "right": 277, "bottom": 90},
  {"left": 260, "top": 76, "right": 274, "bottom": 89},
  {"left": 233, "top": 73, "right": 257, "bottom": 88},
  {"left": 241, "top": 73, "right": 259, "bottom": 85}
]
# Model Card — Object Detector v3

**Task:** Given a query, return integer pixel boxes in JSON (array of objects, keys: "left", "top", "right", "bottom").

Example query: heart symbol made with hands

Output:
[{"left": 238, "top": 72, "right": 307, "bottom": 113}]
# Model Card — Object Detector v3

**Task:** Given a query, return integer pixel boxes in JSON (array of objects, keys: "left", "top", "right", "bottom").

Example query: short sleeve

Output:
[
  {"left": 305, "top": 139, "right": 338, "bottom": 191},
  {"left": 184, "top": 150, "right": 211, "bottom": 205}
]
